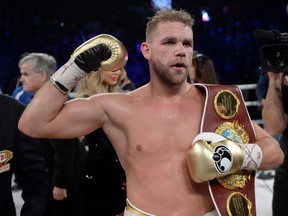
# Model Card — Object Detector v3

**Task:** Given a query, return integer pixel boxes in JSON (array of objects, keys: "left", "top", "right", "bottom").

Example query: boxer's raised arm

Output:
[
  {"left": 18, "top": 34, "right": 128, "bottom": 138},
  {"left": 18, "top": 81, "right": 106, "bottom": 138}
]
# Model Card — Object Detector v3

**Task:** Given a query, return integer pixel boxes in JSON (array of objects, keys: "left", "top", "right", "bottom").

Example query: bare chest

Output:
[{"left": 125, "top": 100, "right": 203, "bottom": 153}]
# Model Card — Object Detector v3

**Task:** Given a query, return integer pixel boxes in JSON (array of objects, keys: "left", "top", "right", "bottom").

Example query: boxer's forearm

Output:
[
  {"left": 263, "top": 86, "right": 286, "bottom": 135},
  {"left": 263, "top": 73, "right": 287, "bottom": 135}
]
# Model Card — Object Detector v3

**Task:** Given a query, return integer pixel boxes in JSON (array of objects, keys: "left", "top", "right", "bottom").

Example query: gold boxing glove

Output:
[
  {"left": 187, "top": 132, "right": 262, "bottom": 183},
  {"left": 51, "top": 34, "right": 128, "bottom": 93}
]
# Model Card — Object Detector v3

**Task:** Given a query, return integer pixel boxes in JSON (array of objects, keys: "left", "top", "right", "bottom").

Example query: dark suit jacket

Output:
[
  {"left": 0, "top": 94, "right": 48, "bottom": 216},
  {"left": 40, "top": 136, "right": 86, "bottom": 216}
]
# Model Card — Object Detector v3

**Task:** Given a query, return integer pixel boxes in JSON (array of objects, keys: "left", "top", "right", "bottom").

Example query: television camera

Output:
[{"left": 254, "top": 29, "right": 288, "bottom": 73}]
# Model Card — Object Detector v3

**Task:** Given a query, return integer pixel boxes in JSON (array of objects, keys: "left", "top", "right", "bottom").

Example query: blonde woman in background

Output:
[
  {"left": 76, "top": 69, "right": 122, "bottom": 96},
  {"left": 76, "top": 69, "right": 126, "bottom": 216}
]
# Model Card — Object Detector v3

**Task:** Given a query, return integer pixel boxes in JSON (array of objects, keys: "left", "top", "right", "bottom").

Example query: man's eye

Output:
[
  {"left": 184, "top": 43, "right": 192, "bottom": 47},
  {"left": 164, "top": 41, "right": 173, "bottom": 45}
]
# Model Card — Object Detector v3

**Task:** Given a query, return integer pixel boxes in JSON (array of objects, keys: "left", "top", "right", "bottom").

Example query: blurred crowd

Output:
[{"left": 0, "top": 1, "right": 287, "bottom": 93}]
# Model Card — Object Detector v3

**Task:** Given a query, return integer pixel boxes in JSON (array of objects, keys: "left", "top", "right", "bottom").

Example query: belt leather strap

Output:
[{"left": 195, "top": 84, "right": 256, "bottom": 216}]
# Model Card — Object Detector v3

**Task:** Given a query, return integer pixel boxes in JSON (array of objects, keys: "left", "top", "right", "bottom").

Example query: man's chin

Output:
[{"left": 22, "top": 87, "right": 31, "bottom": 93}]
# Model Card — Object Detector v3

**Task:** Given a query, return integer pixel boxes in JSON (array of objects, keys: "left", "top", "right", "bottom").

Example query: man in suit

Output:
[
  {"left": 0, "top": 93, "right": 48, "bottom": 216},
  {"left": 18, "top": 52, "right": 85, "bottom": 216}
]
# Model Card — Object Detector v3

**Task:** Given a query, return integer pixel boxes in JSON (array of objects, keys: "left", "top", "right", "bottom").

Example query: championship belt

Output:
[{"left": 195, "top": 84, "right": 256, "bottom": 216}]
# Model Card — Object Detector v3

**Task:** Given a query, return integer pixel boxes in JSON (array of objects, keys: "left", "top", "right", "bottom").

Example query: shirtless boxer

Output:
[{"left": 19, "top": 9, "right": 284, "bottom": 216}]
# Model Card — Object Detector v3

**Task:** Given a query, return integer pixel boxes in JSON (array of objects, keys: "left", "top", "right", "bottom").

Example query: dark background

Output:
[{"left": 0, "top": 0, "right": 287, "bottom": 93}]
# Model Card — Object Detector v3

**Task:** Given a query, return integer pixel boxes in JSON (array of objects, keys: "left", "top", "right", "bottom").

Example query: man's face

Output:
[
  {"left": 19, "top": 61, "right": 45, "bottom": 94},
  {"left": 143, "top": 21, "right": 193, "bottom": 85}
]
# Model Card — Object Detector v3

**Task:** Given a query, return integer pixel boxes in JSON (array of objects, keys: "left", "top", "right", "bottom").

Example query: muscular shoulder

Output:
[
  {"left": 85, "top": 92, "right": 136, "bottom": 118},
  {"left": 89, "top": 92, "right": 134, "bottom": 104}
]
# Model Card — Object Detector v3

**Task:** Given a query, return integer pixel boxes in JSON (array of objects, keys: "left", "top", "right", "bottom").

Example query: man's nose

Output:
[
  {"left": 175, "top": 43, "right": 186, "bottom": 57},
  {"left": 19, "top": 75, "right": 24, "bottom": 82}
]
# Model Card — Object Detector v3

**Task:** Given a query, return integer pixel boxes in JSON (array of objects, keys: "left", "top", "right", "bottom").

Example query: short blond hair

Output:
[{"left": 146, "top": 9, "right": 194, "bottom": 41}]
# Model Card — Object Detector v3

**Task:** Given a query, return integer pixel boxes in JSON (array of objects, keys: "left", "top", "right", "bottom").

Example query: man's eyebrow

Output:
[
  {"left": 162, "top": 36, "right": 192, "bottom": 42},
  {"left": 183, "top": 38, "right": 193, "bottom": 44},
  {"left": 161, "top": 36, "right": 176, "bottom": 42}
]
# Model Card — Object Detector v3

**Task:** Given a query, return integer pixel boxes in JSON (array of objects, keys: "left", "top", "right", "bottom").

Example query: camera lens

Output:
[
  {"left": 261, "top": 44, "right": 288, "bottom": 72},
  {"left": 266, "top": 47, "right": 287, "bottom": 69}
]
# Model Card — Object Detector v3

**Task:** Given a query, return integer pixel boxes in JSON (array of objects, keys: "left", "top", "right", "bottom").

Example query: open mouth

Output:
[{"left": 173, "top": 62, "right": 186, "bottom": 69}]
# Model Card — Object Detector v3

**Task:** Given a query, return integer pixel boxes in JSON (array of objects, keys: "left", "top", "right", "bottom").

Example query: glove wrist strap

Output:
[
  {"left": 50, "top": 57, "right": 87, "bottom": 94},
  {"left": 239, "top": 143, "right": 262, "bottom": 170}
]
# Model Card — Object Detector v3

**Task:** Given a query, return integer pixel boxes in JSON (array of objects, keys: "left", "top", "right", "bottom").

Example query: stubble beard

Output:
[{"left": 152, "top": 59, "right": 189, "bottom": 86}]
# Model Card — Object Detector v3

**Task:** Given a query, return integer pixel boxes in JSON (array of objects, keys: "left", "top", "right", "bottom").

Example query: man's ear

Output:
[
  {"left": 40, "top": 72, "right": 48, "bottom": 83},
  {"left": 141, "top": 42, "right": 151, "bottom": 60},
  {"left": 284, "top": 73, "right": 288, "bottom": 86}
]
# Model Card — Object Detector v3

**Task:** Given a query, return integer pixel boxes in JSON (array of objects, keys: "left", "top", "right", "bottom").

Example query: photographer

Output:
[{"left": 262, "top": 71, "right": 288, "bottom": 216}]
